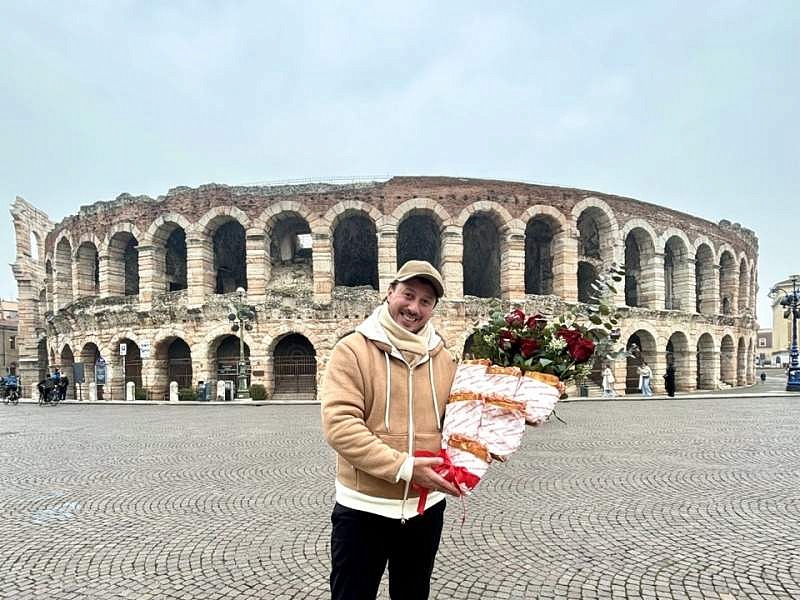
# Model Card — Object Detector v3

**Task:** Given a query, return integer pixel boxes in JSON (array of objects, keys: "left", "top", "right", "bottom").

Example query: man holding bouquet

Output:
[{"left": 321, "top": 260, "right": 460, "bottom": 600}]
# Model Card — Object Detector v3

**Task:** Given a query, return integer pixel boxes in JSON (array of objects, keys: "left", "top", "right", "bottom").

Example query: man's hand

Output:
[{"left": 411, "top": 456, "right": 461, "bottom": 496}]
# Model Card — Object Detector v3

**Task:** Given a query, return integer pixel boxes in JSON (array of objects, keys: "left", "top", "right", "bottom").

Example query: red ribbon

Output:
[{"left": 412, "top": 449, "right": 481, "bottom": 515}]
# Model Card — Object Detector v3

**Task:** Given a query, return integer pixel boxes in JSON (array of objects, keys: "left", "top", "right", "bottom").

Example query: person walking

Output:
[
  {"left": 320, "top": 260, "right": 460, "bottom": 600},
  {"left": 638, "top": 361, "right": 653, "bottom": 396},
  {"left": 663, "top": 364, "right": 676, "bottom": 397},
  {"left": 602, "top": 364, "right": 616, "bottom": 397}
]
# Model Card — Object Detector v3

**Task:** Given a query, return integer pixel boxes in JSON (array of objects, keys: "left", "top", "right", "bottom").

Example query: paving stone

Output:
[{"left": 1, "top": 398, "right": 799, "bottom": 598}]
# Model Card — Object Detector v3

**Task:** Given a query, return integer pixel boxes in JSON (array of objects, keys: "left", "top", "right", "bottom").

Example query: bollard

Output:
[
  {"left": 216, "top": 380, "right": 226, "bottom": 401},
  {"left": 89, "top": 382, "right": 97, "bottom": 402},
  {"left": 169, "top": 381, "right": 179, "bottom": 402},
  {"left": 126, "top": 381, "right": 135, "bottom": 402}
]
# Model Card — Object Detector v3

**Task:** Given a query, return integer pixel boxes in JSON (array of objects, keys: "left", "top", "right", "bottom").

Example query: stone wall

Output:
[{"left": 12, "top": 177, "right": 759, "bottom": 399}]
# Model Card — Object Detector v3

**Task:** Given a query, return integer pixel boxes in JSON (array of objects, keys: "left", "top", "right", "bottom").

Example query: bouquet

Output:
[{"left": 433, "top": 264, "right": 626, "bottom": 500}]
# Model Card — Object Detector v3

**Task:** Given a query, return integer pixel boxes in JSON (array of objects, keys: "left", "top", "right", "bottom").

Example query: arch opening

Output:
[
  {"left": 397, "top": 213, "right": 441, "bottom": 270},
  {"left": 463, "top": 213, "right": 500, "bottom": 298},
  {"left": 214, "top": 221, "right": 247, "bottom": 293},
  {"left": 333, "top": 212, "right": 378, "bottom": 289},
  {"left": 273, "top": 333, "right": 317, "bottom": 398},
  {"left": 525, "top": 217, "right": 555, "bottom": 295}
]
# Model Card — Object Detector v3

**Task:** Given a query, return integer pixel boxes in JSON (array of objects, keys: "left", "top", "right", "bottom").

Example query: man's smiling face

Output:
[{"left": 385, "top": 278, "right": 437, "bottom": 333}]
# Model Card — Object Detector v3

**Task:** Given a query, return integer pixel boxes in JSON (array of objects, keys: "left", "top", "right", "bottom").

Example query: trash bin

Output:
[
  {"left": 196, "top": 381, "right": 207, "bottom": 402},
  {"left": 204, "top": 380, "right": 215, "bottom": 401},
  {"left": 579, "top": 384, "right": 589, "bottom": 397}
]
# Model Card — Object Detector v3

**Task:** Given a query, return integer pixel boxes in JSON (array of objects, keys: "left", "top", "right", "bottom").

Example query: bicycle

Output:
[
  {"left": 38, "top": 386, "right": 60, "bottom": 406},
  {"left": 3, "top": 387, "right": 18, "bottom": 405}
]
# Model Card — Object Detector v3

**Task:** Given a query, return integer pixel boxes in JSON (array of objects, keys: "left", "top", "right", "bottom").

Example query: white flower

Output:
[{"left": 548, "top": 336, "right": 568, "bottom": 351}]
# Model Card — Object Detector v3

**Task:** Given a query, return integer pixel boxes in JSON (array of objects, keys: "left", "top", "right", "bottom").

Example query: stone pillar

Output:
[
  {"left": 377, "top": 223, "right": 398, "bottom": 296},
  {"left": 641, "top": 252, "right": 664, "bottom": 309},
  {"left": 126, "top": 381, "right": 135, "bottom": 401},
  {"left": 501, "top": 228, "right": 525, "bottom": 301},
  {"left": 671, "top": 257, "right": 695, "bottom": 312},
  {"left": 137, "top": 244, "right": 158, "bottom": 305},
  {"left": 650, "top": 349, "right": 667, "bottom": 395},
  {"left": 169, "top": 381, "right": 179, "bottom": 402},
  {"left": 246, "top": 232, "right": 267, "bottom": 297},
  {"left": 312, "top": 231, "right": 333, "bottom": 302},
  {"left": 440, "top": 225, "right": 463, "bottom": 300},
  {"left": 611, "top": 360, "right": 626, "bottom": 396},
  {"left": 676, "top": 346, "right": 697, "bottom": 392},
  {"left": 554, "top": 232, "right": 577, "bottom": 303},
  {"left": 98, "top": 251, "right": 112, "bottom": 299},
  {"left": 187, "top": 237, "right": 213, "bottom": 308}
]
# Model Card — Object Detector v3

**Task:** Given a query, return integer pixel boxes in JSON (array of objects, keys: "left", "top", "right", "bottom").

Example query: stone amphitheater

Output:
[{"left": 10, "top": 176, "right": 758, "bottom": 400}]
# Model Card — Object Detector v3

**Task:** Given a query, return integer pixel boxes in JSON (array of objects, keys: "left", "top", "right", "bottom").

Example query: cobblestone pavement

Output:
[{"left": 1, "top": 398, "right": 799, "bottom": 599}]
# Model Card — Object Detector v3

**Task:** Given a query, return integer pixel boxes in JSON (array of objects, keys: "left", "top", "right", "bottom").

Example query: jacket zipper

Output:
[{"left": 400, "top": 363, "right": 414, "bottom": 524}]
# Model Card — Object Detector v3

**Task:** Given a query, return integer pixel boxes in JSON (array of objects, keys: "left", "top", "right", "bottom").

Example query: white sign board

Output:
[
  {"left": 119, "top": 343, "right": 127, "bottom": 356},
  {"left": 140, "top": 340, "right": 151, "bottom": 358}
]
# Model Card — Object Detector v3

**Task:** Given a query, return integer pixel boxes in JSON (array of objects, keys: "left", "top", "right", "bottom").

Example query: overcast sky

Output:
[{"left": 1, "top": 1, "right": 797, "bottom": 326}]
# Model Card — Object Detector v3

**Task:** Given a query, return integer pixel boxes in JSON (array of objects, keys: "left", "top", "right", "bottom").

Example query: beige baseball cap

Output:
[{"left": 394, "top": 260, "right": 445, "bottom": 298}]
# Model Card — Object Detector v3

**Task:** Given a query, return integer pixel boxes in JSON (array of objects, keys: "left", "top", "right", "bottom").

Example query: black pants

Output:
[{"left": 330, "top": 500, "right": 445, "bottom": 600}]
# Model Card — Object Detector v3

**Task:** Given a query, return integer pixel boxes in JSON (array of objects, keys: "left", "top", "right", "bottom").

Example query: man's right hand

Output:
[{"left": 411, "top": 456, "right": 461, "bottom": 496}]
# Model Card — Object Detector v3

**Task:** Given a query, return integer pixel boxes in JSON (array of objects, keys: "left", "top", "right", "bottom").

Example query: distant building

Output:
[
  {"left": 756, "top": 329, "right": 777, "bottom": 367},
  {"left": 0, "top": 299, "right": 19, "bottom": 375},
  {"left": 767, "top": 276, "right": 800, "bottom": 367}
]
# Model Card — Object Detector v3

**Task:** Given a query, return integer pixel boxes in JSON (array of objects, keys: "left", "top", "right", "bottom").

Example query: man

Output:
[{"left": 321, "top": 260, "right": 459, "bottom": 600}]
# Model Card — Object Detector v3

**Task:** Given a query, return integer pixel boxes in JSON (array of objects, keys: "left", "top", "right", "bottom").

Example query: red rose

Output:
[
  {"left": 505, "top": 309, "right": 526, "bottom": 327},
  {"left": 520, "top": 338, "right": 540, "bottom": 358},
  {"left": 556, "top": 326, "right": 581, "bottom": 343},
  {"left": 567, "top": 337, "right": 596, "bottom": 363},
  {"left": 526, "top": 314, "right": 547, "bottom": 330},
  {"left": 498, "top": 330, "right": 518, "bottom": 351}
]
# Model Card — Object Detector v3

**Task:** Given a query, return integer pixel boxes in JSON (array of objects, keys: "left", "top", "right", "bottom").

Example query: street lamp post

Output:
[
  {"left": 228, "top": 287, "right": 256, "bottom": 400},
  {"left": 770, "top": 275, "right": 800, "bottom": 392}
]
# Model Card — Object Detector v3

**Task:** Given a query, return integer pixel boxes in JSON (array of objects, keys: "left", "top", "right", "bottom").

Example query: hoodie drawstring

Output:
[
  {"left": 384, "top": 351, "right": 392, "bottom": 432},
  {"left": 428, "top": 359, "right": 441, "bottom": 431}
]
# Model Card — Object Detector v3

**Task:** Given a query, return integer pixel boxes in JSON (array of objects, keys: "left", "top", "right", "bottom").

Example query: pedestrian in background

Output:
[
  {"left": 602, "top": 364, "right": 616, "bottom": 397},
  {"left": 663, "top": 364, "right": 676, "bottom": 397},
  {"left": 638, "top": 362, "right": 653, "bottom": 396}
]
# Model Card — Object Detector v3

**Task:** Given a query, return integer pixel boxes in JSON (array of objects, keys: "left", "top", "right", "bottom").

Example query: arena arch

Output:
[
  {"left": 574, "top": 202, "right": 616, "bottom": 303},
  {"left": 75, "top": 240, "right": 100, "bottom": 298},
  {"left": 59, "top": 344, "right": 75, "bottom": 399},
  {"left": 55, "top": 236, "right": 73, "bottom": 308},
  {"left": 718, "top": 249, "right": 738, "bottom": 316},
  {"left": 524, "top": 214, "right": 557, "bottom": 295},
  {"left": 720, "top": 334, "right": 736, "bottom": 386},
  {"left": 110, "top": 337, "right": 142, "bottom": 399},
  {"left": 397, "top": 209, "right": 444, "bottom": 271},
  {"left": 210, "top": 334, "right": 251, "bottom": 389},
  {"left": 666, "top": 331, "right": 691, "bottom": 392},
  {"left": 30, "top": 230, "right": 40, "bottom": 261},
  {"left": 150, "top": 336, "right": 193, "bottom": 400},
  {"left": 736, "top": 337, "right": 747, "bottom": 386},
  {"left": 462, "top": 210, "right": 503, "bottom": 298},
  {"left": 146, "top": 215, "right": 191, "bottom": 295},
  {"left": 625, "top": 329, "right": 657, "bottom": 394},
  {"left": 622, "top": 225, "right": 657, "bottom": 308},
  {"left": 79, "top": 342, "right": 103, "bottom": 398},
  {"left": 106, "top": 230, "right": 140, "bottom": 297},
  {"left": 738, "top": 256, "right": 750, "bottom": 314},
  {"left": 332, "top": 209, "right": 379, "bottom": 290},
  {"left": 695, "top": 242, "right": 717, "bottom": 315},
  {"left": 272, "top": 333, "right": 317, "bottom": 399},
  {"left": 696, "top": 333, "right": 716, "bottom": 390},
  {"left": 664, "top": 234, "right": 693, "bottom": 311}
]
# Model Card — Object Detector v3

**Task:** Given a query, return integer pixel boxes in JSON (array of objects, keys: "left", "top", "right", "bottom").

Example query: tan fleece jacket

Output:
[{"left": 320, "top": 309, "right": 456, "bottom": 502}]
